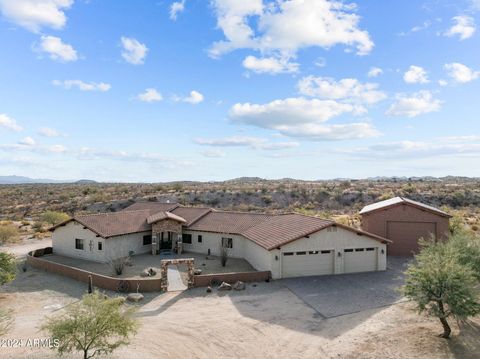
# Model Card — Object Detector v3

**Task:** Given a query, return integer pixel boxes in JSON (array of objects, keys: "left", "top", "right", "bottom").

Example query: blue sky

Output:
[{"left": 0, "top": 0, "right": 479, "bottom": 182}]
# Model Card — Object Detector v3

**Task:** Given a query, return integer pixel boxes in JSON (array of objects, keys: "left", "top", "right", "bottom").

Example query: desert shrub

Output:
[
  {"left": 0, "top": 224, "right": 19, "bottom": 244},
  {"left": 43, "top": 291, "right": 138, "bottom": 359},
  {"left": 0, "top": 252, "right": 16, "bottom": 285},
  {"left": 109, "top": 257, "right": 128, "bottom": 276},
  {"left": 41, "top": 211, "right": 69, "bottom": 226}
]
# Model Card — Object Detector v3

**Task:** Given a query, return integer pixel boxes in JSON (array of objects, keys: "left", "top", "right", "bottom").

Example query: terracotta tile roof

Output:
[
  {"left": 73, "top": 210, "right": 152, "bottom": 238},
  {"left": 170, "top": 206, "right": 212, "bottom": 226},
  {"left": 186, "top": 211, "right": 273, "bottom": 234},
  {"left": 360, "top": 196, "right": 451, "bottom": 217},
  {"left": 242, "top": 214, "right": 333, "bottom": 250},
  {"left": 146, "top": 211, "right": 186, "bottom": 224},
  {"left": 122, "top": 202, "right": 179, "bottom": 213},
  {"left": 51, "top": 201, "right": 390, "bottom": 247}
]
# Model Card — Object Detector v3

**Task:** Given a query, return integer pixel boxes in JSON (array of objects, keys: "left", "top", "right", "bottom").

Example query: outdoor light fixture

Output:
[
  {"left": 381, "top": 249, "right": 385, "bottom": 254},
  {"left": 337, "top": 252, "right": 342, "bottom": 257},
  {"left": 275, "top": 255, "right": 279, "bottom": 261}
]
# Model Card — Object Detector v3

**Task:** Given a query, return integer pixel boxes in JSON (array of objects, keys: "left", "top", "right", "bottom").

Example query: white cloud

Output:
[
  {"left": 137, "top": 88, "right": 163, "bottom": 103},
  {"left": 195, "top": 136, "right": 299, "bottom": 150},
  {"left": 242, "top": 55, "right": 299, "bottom": 74},
  {"left": 386, "top": 91, "right": 441, "bottom": 118},
  {"left": 403, "top": 65, "right": 429, "bottom": 84},
  {"left": 340, "top": 136, "right": 480, "bottom": 160},
  {"left": 444, "top": 62, "right": 479, "bottom": 83},
  {"left": 0, "top": 0, "right": 73, "bottom": 33},
  {"left": 229, "top": 97, "right": 379, "bottom": 140},
  {"left": 38, "top": 127, "right": 60, "bottom": 137},
  {"left": 174, "top": 90, "right": 204, "bottom": 104},
  {"left": 49, "top": 144, "right": 66, "bottom": 153},
  {"left": 199, "top": 149, "right": 226, "bottom": 158},
  {"left": 0, "top": 114, "right": 23, "bottom": 131},
  {"left": 444, "top": 15, "right": 476, "bottom": 40},
  {"left": 367, "top": 67, "right": 383, "bottom": 78},
  {"left": 170, "top": 0, "right": 185, "bottom": 20},
  {"left": 438, "top": 79, "right": 448, "bottom": 86},
  {"left": 120, "top": 36, "right": 148, "bottom": 65},
  {"left": 313, "top": 57, "right": 326, "bottom": 68},
  {"left": 297, "top": 76, "right": 386, "bottom": 104},
  {"left": 38, "top": 35, "right": 78, "bottom": 62},
  {"left": 19, "top": 136, "right": 35, "bottom": 146},
  {"left": 210, "top": 0, "right": 374, "bottom": 65},
  {"left": 52, "top": 79, "right": 111, "bottom": 91}
]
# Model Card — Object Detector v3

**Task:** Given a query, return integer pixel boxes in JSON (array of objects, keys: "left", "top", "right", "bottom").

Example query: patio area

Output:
[{"left": 42, "top": 251, "right": 255, "bottom": 280}]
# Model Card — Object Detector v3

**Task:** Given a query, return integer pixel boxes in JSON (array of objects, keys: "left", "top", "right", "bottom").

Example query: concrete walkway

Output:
[{"left": 167, "top": 265, "right": 187, "bottom": 292}]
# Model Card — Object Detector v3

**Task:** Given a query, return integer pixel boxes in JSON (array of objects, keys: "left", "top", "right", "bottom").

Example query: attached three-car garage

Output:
[{"left": 277, "top": 224, "right": 388, "bottom": 278}]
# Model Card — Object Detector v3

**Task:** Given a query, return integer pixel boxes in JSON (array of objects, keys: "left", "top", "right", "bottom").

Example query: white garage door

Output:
[
  {"left": 344, "top": 247, "right": 377, "bottom": 273},
  {"left": 281, "top": 250, "right": 334, "bottom": 278}
]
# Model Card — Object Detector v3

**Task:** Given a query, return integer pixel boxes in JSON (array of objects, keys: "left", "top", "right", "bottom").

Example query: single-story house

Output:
[
  {"left": 360, "top": 196, "right": 451, "bottom": 256},
  {"left": 51, "top": 202, "right": 391, "bottom": 279}
]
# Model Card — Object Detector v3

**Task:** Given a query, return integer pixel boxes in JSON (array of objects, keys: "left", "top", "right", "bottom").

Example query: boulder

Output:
[
  {"left": 233, "top": 281, "right": 246, "bottom": 291},
  {"left": 126, "top": 293, "right": 144, "bottom": 302},
  {"left": 194, "top": 269, "right": 202, "bottom": 275},
  {"left": 206, "top": 286, "right": 212, "bottom": 293},
  {"left": 218, "top": 282, "right": 232, "bottom": 291}
]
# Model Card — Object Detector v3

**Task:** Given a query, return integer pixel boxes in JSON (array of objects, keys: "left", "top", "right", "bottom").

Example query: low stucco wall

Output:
[
  {"left": 193, "top": 271, "right": 271, "bottom": 287},
  {"left": 27, "top": 248, "right": 162, "bottom": 292}
]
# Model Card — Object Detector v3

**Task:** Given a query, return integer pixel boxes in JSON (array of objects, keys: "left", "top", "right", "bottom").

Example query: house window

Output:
[
  {"left": 98, "top": 242, "right": 103, "bottom": 251},
  {"left": 75, "top": 238, "right": 84, "bottom": 250},
  {"left": 222, "top": 237, "right": 233, "bottom": 248},
  {"left": 182, "top": 234, "right": 192, "bottom": 244},
  {"left": 198, "top": 235, "right": 203, "bottom": 243},
  {"left": 143, "top": 235, "right": 152, "bottom": 246},
  {"left": 283, "top": 252, "right": 294, "bottom": 256}
]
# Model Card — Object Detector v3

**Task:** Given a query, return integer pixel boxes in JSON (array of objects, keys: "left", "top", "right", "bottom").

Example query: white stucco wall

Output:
[
  {"left": 181, "top": 230, "right": 246, "bottom": 258},
  {"left": 278, "top": 226, "right": 387, "bottom": 277},
  {"left": 52, "top": 221, "right": 106, "bottom": 262},
  {"left": 52, "top": 221, "right": 152, "bottom": 263},
  {"left": 105, "top": 231, "right": 152, "bottom": 260}
]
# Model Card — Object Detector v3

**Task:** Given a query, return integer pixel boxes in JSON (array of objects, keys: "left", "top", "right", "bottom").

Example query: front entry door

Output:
[{"left": 160, "top": 232, "right": 172, "bottom": 250}]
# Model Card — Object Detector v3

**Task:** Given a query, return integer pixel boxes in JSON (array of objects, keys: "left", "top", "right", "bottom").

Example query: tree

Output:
[
  {"left": 43, "top": 291, "right": 138, "bottom": 359},
  {"left": 0, "top": 252, "right": 16, "bottom": 285},
  {"left": 41, "top": 211, "right": 70, "bottom": 226},
  {"left": 402, "top": 238, "right": 480, "bottom": 338},
  {"left": 0, "top": 224, "right": 19, "bottom": 244},
  {"left": 0, "top": 252, "right": 16, "bottom": 335}
]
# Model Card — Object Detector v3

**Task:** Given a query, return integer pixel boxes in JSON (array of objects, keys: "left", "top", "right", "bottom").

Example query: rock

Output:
[
  {"left": 126, "top": 293, "right": 144, "bottom": 302},
  {"left": 218, "top": 282, "right": 232, "bottom": 291},
  {"left": 206, "top": 286, "right": 212, "bottom": 293},
  {"left": 140, "top": 270, "right": 149, "bottom": 277},
  {"left": 233, "top": 281, "right": 246, "bottom": 291},
  {"left": 194, "top": 269, "right": 202, "bottom": 275}
]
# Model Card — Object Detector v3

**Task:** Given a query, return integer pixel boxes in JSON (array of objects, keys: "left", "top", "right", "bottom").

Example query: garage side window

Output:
[
  {"left": 222, "top": 237, "right": 233, "bottom": 248},
  {"left": 75, "top": 238, "right": 84, "bottom": 250},
  {"left": 198, "top": 235, "right": 203, "bottom": 243},
  {"left": 182, "top": 234, "right": 192, "bottom": 244},
  {"left": 98, "top": 242, "right": 103, "bottom": 251},
  {"left": 143, "top": 235, "right": 152, "bottom": 246}
]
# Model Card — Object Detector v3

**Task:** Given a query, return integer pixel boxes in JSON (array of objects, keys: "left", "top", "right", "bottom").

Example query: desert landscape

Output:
[{"left": 1, "top": 253, "right": 479, "bottom": 359}]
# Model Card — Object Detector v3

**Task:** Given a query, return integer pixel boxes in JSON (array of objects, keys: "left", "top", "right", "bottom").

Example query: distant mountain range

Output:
[
  {"left": 1, "top": 175, "right": 478, "bottom": 185},
  {"left": 0, "top": 176, "right": 98, "bottom": 184}
]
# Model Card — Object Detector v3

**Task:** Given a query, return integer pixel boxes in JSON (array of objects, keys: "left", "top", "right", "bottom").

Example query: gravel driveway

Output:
[{"left": 279, "top": 257, "right": 410, "bottom": 318}]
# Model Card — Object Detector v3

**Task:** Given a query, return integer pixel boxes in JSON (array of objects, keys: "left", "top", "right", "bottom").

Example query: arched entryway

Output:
[{"left": 160, "top": 258, "right": 195, "bottom": 291}]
